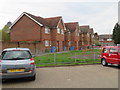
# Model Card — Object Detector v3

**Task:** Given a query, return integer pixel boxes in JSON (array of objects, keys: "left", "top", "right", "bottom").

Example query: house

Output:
[
  {"left": 80, "top": 25, "right": 94, "bottom": 48},
  {"left": 89, "top": 28, "right": 94, "bottom": 45},
  {"left": 10, "top": 12, "right": 66, "bottom": 52},
  {"left": 80, "top": 25, "right": 90, "bottom": 47},
  {"left": 99, "top": 34, "right": 114, "bottom": 46},
  {"left": 65, "top": 22, "right": 80, "bottom": 50}
]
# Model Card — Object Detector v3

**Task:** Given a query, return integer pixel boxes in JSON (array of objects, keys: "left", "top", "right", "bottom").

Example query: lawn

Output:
[{"left": 34, "top": 49, "right": 101, "bottom": 67}]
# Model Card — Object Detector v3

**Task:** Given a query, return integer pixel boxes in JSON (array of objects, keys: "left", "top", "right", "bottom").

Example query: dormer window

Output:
[
  {"left": 45, "top": 27, "right": 50, "bottom": 34},
  {"left": 57, "top": 28, "right": 61, "bottom": 34}
]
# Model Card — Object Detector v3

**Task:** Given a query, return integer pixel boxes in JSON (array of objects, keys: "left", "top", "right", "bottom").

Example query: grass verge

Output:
[{"left": 34, "top": 49, "right": 101, "bottom": 67}]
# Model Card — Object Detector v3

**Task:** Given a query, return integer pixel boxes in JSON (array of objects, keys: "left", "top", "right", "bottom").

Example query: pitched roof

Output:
[
  {"left": 26, "top": 12, "right": 62, "bottom": 28},
  {"left": 80, "top": 25, "right": 90, "bottom": 33},
  {"left": 44, "top": 16, "right": 62, "bottom": 28},
  {"left": 65, "top": 22, "right": 79, "bottom": 32},
  {"left": 10, "top": 12, "right": 62, "bottom": 29},
  {"left": 25, "top": 12, "right": 46, "bottom": 25}
]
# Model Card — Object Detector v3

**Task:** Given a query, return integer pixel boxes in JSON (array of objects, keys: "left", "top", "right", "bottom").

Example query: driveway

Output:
[{"left": 2, "top": 65, "right": 119, "bottom": 88}]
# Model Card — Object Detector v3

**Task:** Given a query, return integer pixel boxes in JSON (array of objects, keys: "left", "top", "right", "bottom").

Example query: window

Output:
[
  {"left": 57, "top": 28, "right": 61, "bottom": 34},
  {"left": 45, "top": 40, "right": 49, "bottom": 46},
  {"left": 87, "top": 33, "right": 90, "bottom": 37},
  {"left": 45, "top": 27, "right": 50, "bottom": 34},
  {"left": 109, "top": 48, "right": 117, "bottom": 54},
  {"left": 61, "top": 30, "right": 64, "bottom": 34},
  {"left": 103, "top": 48, "right": 109, "bottom": 53},
  {"left": 68, "top": 41, "right": 71, "bottom": 46},
  {"left": 50, "top": 41, "right": 52, "bottom": 46},
  {"left": 77, "top": 32, "right": 79, "bottom": 36}
]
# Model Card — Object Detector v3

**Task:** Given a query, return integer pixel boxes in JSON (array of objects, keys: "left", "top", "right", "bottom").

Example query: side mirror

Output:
[{"left": 113, "top": 52, "right": 118, "bottom": 54}]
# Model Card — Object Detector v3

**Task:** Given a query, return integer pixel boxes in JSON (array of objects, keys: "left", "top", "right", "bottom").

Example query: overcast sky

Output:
[{"left": 0, "top": 0, "right": 119, "bottom": 34}]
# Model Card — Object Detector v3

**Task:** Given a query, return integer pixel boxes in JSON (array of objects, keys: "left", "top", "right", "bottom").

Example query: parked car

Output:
[
  {"left": 101, "top": 46, "right": 120, "bottom": 66},
  {"left": 0, "top": 48, "right": 36, "bottom": 81}
]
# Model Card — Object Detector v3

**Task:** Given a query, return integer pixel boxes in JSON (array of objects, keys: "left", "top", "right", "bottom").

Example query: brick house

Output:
[
  {"left": 80, "top": 25, "right": 94, "bottom": 48},
  {"left": 10, "top": 12, "right": 66, "bottom": 52},
  {"left": 89, "top": 28, "right": 94, "bottom": 45},
  {"left": 65, "top": 22, "right": 80, "bottom": 50},
  {"left": 99, "top": 34, "right": 114, "bottom": 46}
]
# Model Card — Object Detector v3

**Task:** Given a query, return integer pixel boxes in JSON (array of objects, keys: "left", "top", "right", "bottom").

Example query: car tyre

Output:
[{"left": 101, "top": 59, "right": 108, "bottom": 66}]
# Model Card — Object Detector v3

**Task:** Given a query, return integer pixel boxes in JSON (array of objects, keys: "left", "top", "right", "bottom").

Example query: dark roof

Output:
[
  {"left": 80, "top": 25, "right": 90, "bottom": 33},
  {"left": 25, "top": 12, "right": 62, "bottom": 28},
  {"left": 44, "top": 16, "right": 62, "bottom": 28},
  {"left": 89, "top": 28, "right": 94, "bottom": 34},
  {"left": 99, "top": 34, "right": 113, "bottom": 40},
  {"left": 25, "top": 12, "right": 46, "bottom": 25},
  {"left": 65, "top": 22, "right": 79, "bottom": 32}
]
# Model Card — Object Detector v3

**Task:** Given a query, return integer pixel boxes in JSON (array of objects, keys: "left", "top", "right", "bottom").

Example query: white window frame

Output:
[
  {"left": 87, "top": 33, "right": 90, "bottom": 37},
  {"left": 57, "top": 28, "right": 61, "bottom": 34},
  {"left": 45, "top": 27, "right": 50, "bottom": 34},
  {"left": 50, "top": 41, "right": 52, "bottom": 46},
  {"left": 45, "top": 40, "right": 49, "bottom": 46},
  {"left": 61, "top": 29, "right": 64, "bottom": 34},
  {"left": 68, "top": 41, "right": 71, "bottom": 46}
]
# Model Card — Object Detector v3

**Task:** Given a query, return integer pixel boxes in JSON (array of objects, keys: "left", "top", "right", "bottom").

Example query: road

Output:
[{"left": 2, "top": 65, "right": 119, "bottom": 88}]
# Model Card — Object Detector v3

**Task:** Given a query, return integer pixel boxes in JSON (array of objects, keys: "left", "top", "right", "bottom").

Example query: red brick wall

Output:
[
  {"left": 10, "top": 15, "right": 41, "bottom": 41},
  {"left": 1, "top": 42, "right": 46, "bottom": 55}
]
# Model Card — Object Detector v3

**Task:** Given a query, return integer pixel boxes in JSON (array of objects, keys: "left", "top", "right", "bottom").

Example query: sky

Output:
[{"left": 0, "top": 0, "right": 119, "bottom": 35}]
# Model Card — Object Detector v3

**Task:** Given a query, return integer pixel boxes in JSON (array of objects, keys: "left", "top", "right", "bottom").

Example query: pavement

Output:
[{"left": 2, "top": 65, "right": 119, "bottom": 88}]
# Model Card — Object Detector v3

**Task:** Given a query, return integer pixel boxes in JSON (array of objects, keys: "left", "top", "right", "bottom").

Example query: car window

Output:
[
  {"left": 119, "top": 48, "right": 120, "bottom": 53},
  {"left": 109, "top": 48, "right": 117, "bottom": 54},
  {"left": 2, "top": 50, "right": 32, "bottom": 60},
  {"left": 103, "top": 48, "right": 109, "bottom": 53}
]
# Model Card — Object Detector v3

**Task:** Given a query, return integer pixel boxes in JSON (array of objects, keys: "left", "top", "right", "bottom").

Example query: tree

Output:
[
  {"left": 0, "top": 25, "right": 10, "bottom": 41},
  {"left": 112, "top": 23, "right": 120, "bottom": 44}
]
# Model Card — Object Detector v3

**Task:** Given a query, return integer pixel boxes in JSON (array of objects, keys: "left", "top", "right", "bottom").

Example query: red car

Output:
[{"left": 101, "top": 46, "right": 120, "bottom": 66}]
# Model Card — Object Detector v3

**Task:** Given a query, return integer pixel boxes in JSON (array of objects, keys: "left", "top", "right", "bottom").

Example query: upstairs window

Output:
[
  {"left": 57, "top": 28, "right": 61, "bottom": 34},
  {"left": 45, "top": 27, "right": 50, "bottom": 34},
  {"left": 61, "top": 30, "right": 64, "bottom": 34},
  {"left": 77, "top": 32, "right": 79, "bottom": 36}
]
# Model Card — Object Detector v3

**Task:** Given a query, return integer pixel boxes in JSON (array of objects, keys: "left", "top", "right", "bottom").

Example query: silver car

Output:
[{"left": 0, "top": 48, "right": 36, "bottom": 81}]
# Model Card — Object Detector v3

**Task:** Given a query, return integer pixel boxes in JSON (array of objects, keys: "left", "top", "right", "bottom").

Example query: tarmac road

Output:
[{"left": 2, "top": 65, "right": 119, "bottom": 88}]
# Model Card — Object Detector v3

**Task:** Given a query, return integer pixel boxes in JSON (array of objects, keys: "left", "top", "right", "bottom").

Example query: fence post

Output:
[
  {"left": 54, "top": 52, "right": 56, "bottom": 64},
  {"left": 93, "top": 49, "right": 95, "bottom": 63},
  {"left": 75, "top": 52, "right": 76, "bottom": 63}
]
